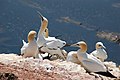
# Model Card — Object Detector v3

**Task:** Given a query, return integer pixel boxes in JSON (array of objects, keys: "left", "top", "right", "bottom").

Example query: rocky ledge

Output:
[{"left": 0, "top": 54, "right": 120, "bottom": 80}]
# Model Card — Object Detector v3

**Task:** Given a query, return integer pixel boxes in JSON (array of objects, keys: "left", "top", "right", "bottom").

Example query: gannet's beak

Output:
[
  {"left": 71, "top": 43, "right": 79, "bottom": 47},
  {"left": 64, "top": 43, "right": 71, "bottom": 47},
  {"left": 102, "top": 45, "right": 106, "bottom": 49},
  {"left": 37, "top": 11, "right": 44, "bottom": 21}
]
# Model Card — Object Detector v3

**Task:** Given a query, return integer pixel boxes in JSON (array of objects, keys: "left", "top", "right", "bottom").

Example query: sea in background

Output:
[{"left": 0, "top": 0, "right": 120, "bottom": 64}]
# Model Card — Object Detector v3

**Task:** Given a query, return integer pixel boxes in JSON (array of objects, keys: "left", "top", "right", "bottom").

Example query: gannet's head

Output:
[
  {"left": 71, "top": 41, "right": 87, "bottom": 52},
  {"left": 46, "top": 40, "right": 66, "bottom": 49},
  {"left": 44, "top": 28, "right": 49, "bottom": 38},
  {"left": 52, "top": 40, "right": 66, "bottom": 49},
  {"left": 56, "top": 40, "right": 66, "bottom": 48},
  {"left": 96, "top": 42, "right": 106, "bottom": 49},
  {"left": 37, "top": 11, "right": 48, "bottom": 33},
  {"left": 28, "top": 30, "right": 36, "bottom": 43}
]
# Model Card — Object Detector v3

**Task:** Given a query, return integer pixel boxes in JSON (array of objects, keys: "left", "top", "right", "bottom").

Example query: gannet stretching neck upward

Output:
[
  {"left": 36, "top": 12, "right": 67, "bottom": 60},
  {"left": 90, "top": 42, "right": 108, "bottom": 62},
  {"left": 36, "top": 12, "right": 66, "bottom": 49},
  {"left": 21, "top": 31, "right": 42, "bottom": 59},
  {"left": 37, "top": 12, "right": 48, "bottom": 47},
  {"left": 71, "top": 41, "right": 116, "bottom": 78}
]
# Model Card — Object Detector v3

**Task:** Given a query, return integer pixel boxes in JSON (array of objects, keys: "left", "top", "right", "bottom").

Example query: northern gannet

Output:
[
  {"left": 90, "top": 42, "right": 108, "bottom": 62},
  {"left": 71, "top": 41, "right": 116, "bottom": 78},
  {"left": 21, "top": 30, "right": 42, "bottom": 59},
  {"left": 36, "top": 12, "right": 48, "bottom": 47},
  {"left": 66, "top": 51, "right": 81, "bottom": 64},
  {"left": 43, "top": 28, "right": 66, "bottom": 49},
  {"left": 36, "top": 12, "right": 67, "bottom": 60}
]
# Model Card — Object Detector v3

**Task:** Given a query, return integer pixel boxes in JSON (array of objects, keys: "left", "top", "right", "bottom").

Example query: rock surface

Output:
[{"left": 0, "top": 54, "right": 120, "bottom": 80}]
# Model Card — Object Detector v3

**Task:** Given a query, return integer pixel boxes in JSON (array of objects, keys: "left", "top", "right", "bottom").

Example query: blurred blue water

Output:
[{"left": 0, "top": 0, "right": 120, "bottom": 64}]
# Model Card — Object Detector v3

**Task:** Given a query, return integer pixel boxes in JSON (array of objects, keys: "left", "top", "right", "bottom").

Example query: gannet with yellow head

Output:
[
  {"left": 71, "top": 41, "right": 116, "bottom": 78},
  {"left": 90, "top": 42, "right": 108, "bottom": 62},
  {"left": 36, "top": 11, "right": 66, "bottom": 48},
  {"left": 36, "top": 12, "right": 67, "bottom": 60},
  {"left": 37, "top": 12, "right": 48, "bottom": 47},
  {"left": 21, "top": 30, "right": 42, "bottom": 59}
]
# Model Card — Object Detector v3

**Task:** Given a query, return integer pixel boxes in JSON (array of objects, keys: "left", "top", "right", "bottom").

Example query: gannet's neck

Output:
[
  {"left": 39, "top": 19, "right": 48, "bottom": 34},
  {"left": 96, "top": 48, "right": 104, "bottom": 53},
  {"left": 44, "top": 28, "right": 49, "bottom": 38},
  {"left": 37, "top": 20, "right": 48, "bottom": 43},
  {"left": 77, "top": 49, "right": 87, "bottom": 61},
  {"left": 96, "top": 48, "right": 102, "bottom": 50},
  {"left": 37, "top": 33, "right": 46, "bottom": 46},
  {"left": 28, "top": 36, "right": 35, "bottom": 43}
]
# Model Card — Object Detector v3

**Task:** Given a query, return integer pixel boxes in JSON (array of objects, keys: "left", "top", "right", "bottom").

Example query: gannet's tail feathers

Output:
[
  {"left": 22, "top": 40, "right": 27, "bottom": 45},
  {"left": 21, "top": 40, "right": 27, "bottom": 56},
  {"left": 95, "top": 71, "right": 117, "bottom": 78}
]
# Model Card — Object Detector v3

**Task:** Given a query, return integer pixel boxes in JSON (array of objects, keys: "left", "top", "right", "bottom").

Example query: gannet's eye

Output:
[
  {"left": 63, "top": 42, "right": 66, "bottom": 45},
  {"left": 98, "top": 44, "right": 101, "bottom": 47},
  {"left": 76, "top": 44, "right": 79, "bottom": 46}
]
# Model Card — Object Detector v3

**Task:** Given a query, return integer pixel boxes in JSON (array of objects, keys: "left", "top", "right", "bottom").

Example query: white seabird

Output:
[
  {"left": 90, "top": 42, "right": 108, "bottom": 62},
  {"left": 21, "top": 30, "right": 43, "bottom": 60},
  {"left": 36, "top": 12, "right": 67, "bottom": 60},
  {"left": 66, "top": 51, "right": 81, "bottom": 64},
  {"left": 71, "top": 41, "right": 116, "bottom": 78}
]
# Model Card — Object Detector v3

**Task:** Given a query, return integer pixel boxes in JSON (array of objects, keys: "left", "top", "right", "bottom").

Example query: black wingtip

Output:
[{"left": 95, "top": 71, "right": 117, "bottom": 78}]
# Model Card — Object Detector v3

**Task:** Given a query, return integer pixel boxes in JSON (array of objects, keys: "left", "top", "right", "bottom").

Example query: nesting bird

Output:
[
  {"left": 66, "top": 51, "right": 81, "bottom": 64},
  {"left": 21, "top": 30, "right": 42, "bottom": 59},
  {"left": 71, "top": 41, "right": 116, "bottom": 78},
  {"left": 90, "top": 42, "right": 108, "bottom": 62},
  {"left": 36, "top": 12, "right": 67, "bottom": 60}
]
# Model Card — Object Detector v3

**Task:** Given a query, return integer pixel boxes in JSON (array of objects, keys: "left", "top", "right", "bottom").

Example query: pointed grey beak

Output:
[
  {"left": 71, "top": 43, "right": 78, "bottom": 47},
  {"left": 102, "top": 45, "right": 106, "bottom": 49},
  {"left": 64, "top": 43, "right": 71, "bottom": 47},
  {"left": 37, "top": 11, "right": 44, "bottom": 21}
]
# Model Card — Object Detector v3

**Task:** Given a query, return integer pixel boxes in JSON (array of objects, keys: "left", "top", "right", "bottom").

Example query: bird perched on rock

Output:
[
  {"left": 66, "top": 51, "right": 81, "bottom": 64},
  {"left": 21, "top": 30, "right": 42, "bottom": 60},
  {"left": 71, "top": 41, "right": 116, "bottom": 78},
  {"left": 90, "top": 42, "right": 108, "bottom": 62}
]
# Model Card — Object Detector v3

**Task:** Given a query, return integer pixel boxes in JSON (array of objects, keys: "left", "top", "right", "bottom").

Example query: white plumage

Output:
[
  {"left": 21, "top": 31, "right": 42, "bottom": 60},
  {"left": 66, "top": 51, "right": 81, "bottom": 64},
  {"left": 90, "top": 42, "right": 108, "bottom": 62},
  {"left": 71, "top": 41, "right": 107, "bottom": 72}
]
